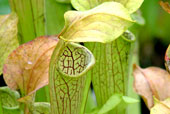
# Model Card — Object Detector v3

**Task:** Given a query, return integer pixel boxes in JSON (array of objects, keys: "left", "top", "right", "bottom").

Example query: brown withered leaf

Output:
[
  {"left": 3, "top": 36, "right": 58, "bottom": 96},
  {"left": 133, "top": 64, "right": 170, "bottom": 109},
  {"left": 159, "top": 1, "right": 170, "bottom": 14},
  {"left": 165, "top": 45, "right": 170, "bottom": 73}
]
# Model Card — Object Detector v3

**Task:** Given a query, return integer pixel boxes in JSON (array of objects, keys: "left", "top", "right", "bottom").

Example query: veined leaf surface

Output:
[
  {"left": 71, "top": 0, "right": 143, "bottom": 13},
  {"left": 85, "top": 32, "right": 135, "bottom": 113},
  {"left": 0, "top": 13, "right": 19, "bottom": 75},
  {"left": 3, "top": 36, "right": 58, "bottom": 97},
  {"left": 49, "top": 40, "right": 95, "bottom": 114},
  {"left": 133, "top": 64, "right": 170, "bottom": 109},
  {"left": 59, "top": 2, "right": 133, "bottom": 43}
]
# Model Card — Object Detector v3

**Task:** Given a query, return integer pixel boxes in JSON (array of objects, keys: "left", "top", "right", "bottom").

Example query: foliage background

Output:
[{"left": 0, "top": 0, "right": 170, "bottom": 113}]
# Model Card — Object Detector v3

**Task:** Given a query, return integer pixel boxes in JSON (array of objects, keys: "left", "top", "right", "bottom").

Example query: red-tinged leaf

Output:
[
  {"left": 165, "top": 45, "right": 170, "bottom": 73},
  {"left": 3, "top": 36, "right": 58, "bottom": 97},
  {"left": 159, "top": 1, "right": 170, "bottom": 14},
  {"left": 133, "top": 64, "right": 170, "bottom": 109}
]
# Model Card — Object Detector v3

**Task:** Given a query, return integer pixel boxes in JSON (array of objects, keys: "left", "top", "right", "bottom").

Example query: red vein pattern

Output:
[
  {"left": 50, "top": 43, "right": 93, "bottom": 114},
  {"left": 59, "top": 46, "right": 88, "bottom": 76}
]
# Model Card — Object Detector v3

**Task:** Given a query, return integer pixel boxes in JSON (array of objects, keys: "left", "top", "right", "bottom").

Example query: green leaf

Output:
[
  {"left": 59, "top": 2, "right": 133, "bottom": 43},
  {"left": 35, "top": 86, "right": 50, "bottom": 102},
  {"left": 98, "top": 95, "right": 139, "bottom": 114},
  {"left": 121, "top": 0, "right": 144, "bottom": 13},
  {"left": 3, "top": 36, "right": 58, "bottom": 97},
  {"left": 86, "top": 94, "right": 139, "bottom": 114},
  {"left": 122, "top": 96, "right": 139, "bottom": 104},
  {"left": 0, "top": 87, "right": 22, "bottom": 114},
  {"left": 150, "top": 97, "right": 170, "bottom": 114},
  {"left": 0, "top": 12, "right": 19, "bottom": 75},
  {"left": 85, "top": 90, "right": 97, "bottom": 113},
  {"left": 49, "top": 40, "right": 95, "bottom": 114},
  {"left": 98, "top": 94, "right": 122, "bottom": 114},
  {"left": 31, "top": 102, "right": 50, "bottom": 114},
  {"left": 71, "top": 0, "right": 143, "bottom": 13},
  {"left": 116, "top": 96, "right": 139, "bottom": 114},
  {"left": 0, "top": 87, "right": 20, "bottom": 108}
]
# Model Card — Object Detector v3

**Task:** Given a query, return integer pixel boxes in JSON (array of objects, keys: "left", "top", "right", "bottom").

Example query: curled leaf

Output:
[
  {"left": 86, "top": 94, "right": 138, "bottom": 114},
  {"left": 159, "top": 1, "right": 170, "bottom": 14},
  {"left": 49, "top": 40, "right": 95, "bottom": 114},
  {"left": 3, "top": 36, "right": 58, "bottom": 97},
  {"left": 57, "top": 42, "right": 95, "bottom": 77},
  {"left": 0, "top": 87, "right": 22, "bottom": 114},
  {"left": 133, "top": 64, "right": 170, "bottom": 109},
  {"left": 165, "top": 45, "right": 170, "bottom": 73},
  {"left": 59, "top": 2, "right": 133, "bottom": 43},
  {"left": 150, "top": 97, "right": 170, "bottom": 114},
  {"left": 97, "top": 94, "right": 122, "bottom": 114},
  {"left": 0, "top": 13, "right": 19, "bottom": 75},
  {"left": 71, "top": 0, "right": 143, "bottom": 13},
  {"left": 0, "top": 87, "right": 20, "bottom": 108},
  {"left": 122, "top": 96, "right": 139, "bottom": 104}
]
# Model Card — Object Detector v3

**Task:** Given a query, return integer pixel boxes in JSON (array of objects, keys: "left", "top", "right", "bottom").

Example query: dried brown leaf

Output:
[
  {"left": 133, "top": 64, "right": 170, "bottom": 109},
  {"left": 3, "top": 36, "right": 58, "bottom": 96},
  {"left": 159, "top": 1, "right": 170, "bottom": 14},
  {"left": 165, "top": 45, "right": 170, "bottom": 73}
]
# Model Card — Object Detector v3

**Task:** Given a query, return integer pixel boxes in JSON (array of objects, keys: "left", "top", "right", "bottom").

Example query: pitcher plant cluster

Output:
[{"left": 0, "top": 0, "right": 170, "bottom": 114}]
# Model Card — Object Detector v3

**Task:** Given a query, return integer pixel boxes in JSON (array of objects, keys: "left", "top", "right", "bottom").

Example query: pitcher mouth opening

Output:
[{"left": 57, "top": 42, "right": 95, "bottom": 78}]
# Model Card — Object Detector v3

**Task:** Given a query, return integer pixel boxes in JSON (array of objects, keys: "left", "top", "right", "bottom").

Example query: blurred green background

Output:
[
  {"left": 0, "top": 0, "right": 170, "bottom": 113},
  {"left": 139, "top": 0, "right": 170, "bottom": 68}
]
